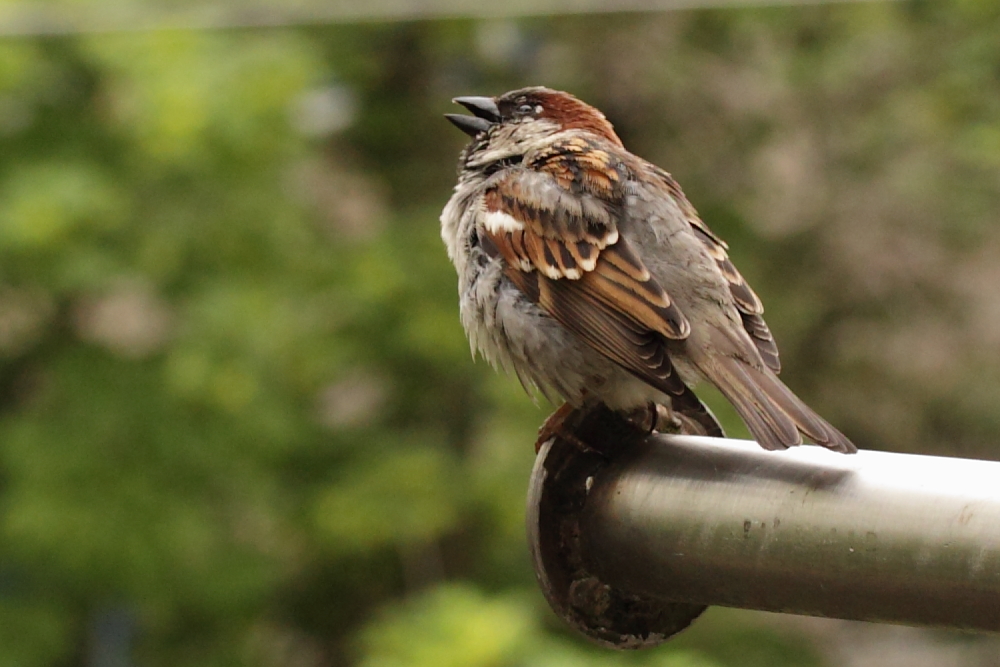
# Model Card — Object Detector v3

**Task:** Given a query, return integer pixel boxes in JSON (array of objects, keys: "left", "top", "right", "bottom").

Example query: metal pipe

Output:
[
  {"left": 526, "top": 407, "right": 1000, "bottom": 648},
  {"left": 581, "top": 435, "right": 1000, "bottom": 631}
]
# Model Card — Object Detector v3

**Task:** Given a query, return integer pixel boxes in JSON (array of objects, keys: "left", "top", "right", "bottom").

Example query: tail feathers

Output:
[{"left": 708, "top": 357, "right": 856, "bottom": 454}]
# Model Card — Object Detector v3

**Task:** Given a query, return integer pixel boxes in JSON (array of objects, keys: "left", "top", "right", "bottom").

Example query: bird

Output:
[{"left": 440, "top": 86, "right": 855, "bottom": 453}]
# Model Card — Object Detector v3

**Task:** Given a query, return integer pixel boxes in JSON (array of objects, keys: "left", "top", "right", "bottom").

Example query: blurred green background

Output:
[{"left": 2, "top": 1, "right": 1000, "bottom": 665}]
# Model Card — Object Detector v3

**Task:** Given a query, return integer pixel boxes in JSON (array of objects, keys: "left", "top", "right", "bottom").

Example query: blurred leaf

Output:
[
  {"left": 0, "top": 161, "right": 126, "bottom": 250},
  {"left": 315, "top": 444, "right": 463, "bottom": 553},
  {"left": 358, "top": 584, "right": 535, "bottom": 667},
  {"left": 0, "top": 599, "right": 72, "bottom": 667}
]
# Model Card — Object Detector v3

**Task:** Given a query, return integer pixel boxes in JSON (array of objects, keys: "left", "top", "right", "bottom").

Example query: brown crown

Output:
[{"left": 508, "top": 88, "right": 623, "bottom": 147}]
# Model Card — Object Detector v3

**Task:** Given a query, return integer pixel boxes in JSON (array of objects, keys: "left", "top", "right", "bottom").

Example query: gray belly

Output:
[{"left": 459, "top": 256, "right": 672, "bottom": 410}]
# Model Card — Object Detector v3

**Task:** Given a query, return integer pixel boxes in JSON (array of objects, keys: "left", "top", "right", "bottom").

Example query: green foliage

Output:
[
  {"left": 357, "top": 584, "right": 724, "bottom": 667},
  {"left": 358, "top": 585, "right": 534, "bottom": 667},
  {"left": 315, "top": 444, "right": 463, "bottom": 554}
]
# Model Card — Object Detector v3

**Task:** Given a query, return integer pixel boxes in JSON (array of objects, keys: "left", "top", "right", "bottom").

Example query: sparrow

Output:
[{"left": 440, "top": 87, "right": 855, "bottom": 453}]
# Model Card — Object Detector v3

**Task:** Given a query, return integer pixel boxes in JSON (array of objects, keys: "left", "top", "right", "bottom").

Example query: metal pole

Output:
[{"left": 526, "top": 407, "right": 1000, "bottom": 649}]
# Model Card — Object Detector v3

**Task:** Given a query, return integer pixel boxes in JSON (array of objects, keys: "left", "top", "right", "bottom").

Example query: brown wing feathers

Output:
[
  {"left": 504, "top": 256, "right": 724, "bottom": 438},
  {"left": 656, "top": 167, "right": 782, "bottom": 374},
  {"left": 740, "top": 312, "right": 780, "bottom": 373},
  {"left": 482, "top": 144, "right": 693, "bottom": 399},
  {"left": 537, "top": 273, "right": 683, "bottom": 393},
  {"left": 587, "top": 245, "right": 691, "bottom": 340},
  {"left": 483, "top": 171, "right": 691, "bottom": 343}
]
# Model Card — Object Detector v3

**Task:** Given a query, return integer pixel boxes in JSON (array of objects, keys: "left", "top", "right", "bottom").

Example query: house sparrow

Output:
[{"left": 440, "top": 87, "right": 855, "bottom": 453}]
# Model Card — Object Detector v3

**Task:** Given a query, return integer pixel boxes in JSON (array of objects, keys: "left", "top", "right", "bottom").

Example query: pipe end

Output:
[{"left": 526, "top": 406, "right": 706, "bottom": 649}]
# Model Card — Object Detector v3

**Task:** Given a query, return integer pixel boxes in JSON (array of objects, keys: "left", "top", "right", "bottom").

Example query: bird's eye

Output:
[{"left": 517, "top": 104, "right": 534, "bottom": 116}]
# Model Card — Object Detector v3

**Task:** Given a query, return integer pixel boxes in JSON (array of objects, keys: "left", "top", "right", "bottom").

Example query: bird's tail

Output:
[{"left": 702, "top": 355, "right": 856, "bottom": 454}]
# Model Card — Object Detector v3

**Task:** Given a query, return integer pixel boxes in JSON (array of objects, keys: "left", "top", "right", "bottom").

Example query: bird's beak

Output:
[
  {"left": 453, "top": 96, "right": 501, "bottom": 122},
  {"left": 445, "top": 96, "right": 501, "bottom": 138}
]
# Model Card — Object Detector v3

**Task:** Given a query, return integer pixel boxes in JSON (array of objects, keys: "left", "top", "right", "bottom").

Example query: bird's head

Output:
[{"left": 446, "top": 87, "right": 622, "bottom": 170}]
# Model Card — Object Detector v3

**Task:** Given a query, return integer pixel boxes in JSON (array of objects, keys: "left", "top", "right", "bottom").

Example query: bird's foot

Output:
[
  {"left": 536, "top": 402, "right": 579, "bottom": 453},
  {"left": 653, "top": 403, "right": 687, "bottom": 434},
  {"left": 536, "top": 402, "right": 658, "bottom": 457}
]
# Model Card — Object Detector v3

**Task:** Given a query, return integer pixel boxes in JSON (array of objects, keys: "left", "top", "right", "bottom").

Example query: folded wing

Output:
[
  {"left": 476, "top": 139, "right": 722, "bottom": 437},
  {"left": 651, "top": 166, "right": 781, "bottom": 373}
]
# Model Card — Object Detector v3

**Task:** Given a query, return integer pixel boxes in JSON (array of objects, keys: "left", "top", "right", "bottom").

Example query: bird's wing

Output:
[
  {"left": 476, "top": 136, "right": 692, "bottom": 400},
  {"left": 638, "top": 165, "right": 855, "bottom": 452},
  {"left": 650, "top": 166, "right": 781, "bottom": 373}
]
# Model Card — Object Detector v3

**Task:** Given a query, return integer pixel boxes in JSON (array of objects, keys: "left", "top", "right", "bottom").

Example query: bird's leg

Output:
[
  {"left": 535, "top": 401, "right": 579, "bottom": 453},
  {"left": 537, "top": 402, "right": 653, "bottom": 457}
]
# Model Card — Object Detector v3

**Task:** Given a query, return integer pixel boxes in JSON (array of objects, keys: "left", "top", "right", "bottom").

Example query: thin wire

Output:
[{"left": 0, "top": 0, "right": 898, "bottom": 36}]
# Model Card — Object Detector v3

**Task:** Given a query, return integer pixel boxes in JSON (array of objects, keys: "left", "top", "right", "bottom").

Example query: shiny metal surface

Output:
[{"left": 580, "top": 435, "right": 1000, "bottom": 631}]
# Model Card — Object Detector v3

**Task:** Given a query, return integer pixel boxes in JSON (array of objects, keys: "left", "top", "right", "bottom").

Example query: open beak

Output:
[{"left": 445, "top": 96, "right": 501, "bottom": 138}]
